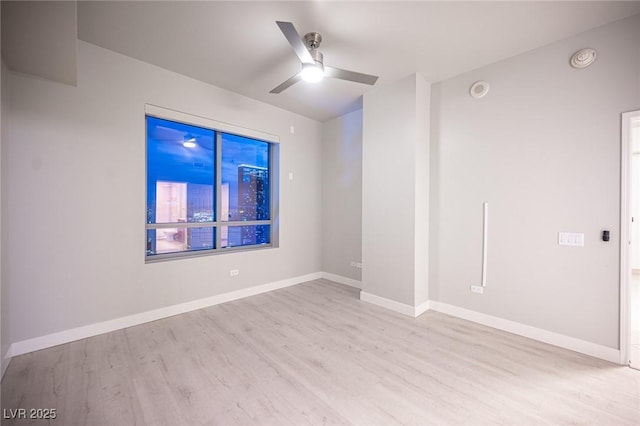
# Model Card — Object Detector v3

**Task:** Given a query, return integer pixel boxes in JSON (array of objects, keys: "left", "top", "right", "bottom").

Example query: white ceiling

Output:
[{"left": 77, "top": 1, "right": 640, "bottom": 122}]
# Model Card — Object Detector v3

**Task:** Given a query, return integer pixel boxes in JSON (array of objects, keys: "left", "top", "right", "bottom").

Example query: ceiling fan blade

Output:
[
  {"left": 270, "top": 73, "right": 302, "bottom": 94},
  {"left": 276, "top": 21, "right": 314, "bottom": 64},
  {"left": 324, "top": 66, "right": 379, "bottom": 86}
]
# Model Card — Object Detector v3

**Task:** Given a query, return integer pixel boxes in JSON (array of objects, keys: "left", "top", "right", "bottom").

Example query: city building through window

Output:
[{"left": 145, "top": 111, "right": 277, "bottom": 260}]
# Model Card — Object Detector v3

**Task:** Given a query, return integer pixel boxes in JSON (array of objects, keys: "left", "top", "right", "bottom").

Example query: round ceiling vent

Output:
[
  {"left": 570, "top": 48, "right": 597, "bottom": 69},
  {"left": 469, "top": 81, "right": 490, "bottom": 99}
]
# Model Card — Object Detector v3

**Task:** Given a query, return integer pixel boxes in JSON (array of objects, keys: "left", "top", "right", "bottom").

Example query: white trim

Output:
[
  {"left": 430, "top": 301, "right": 620, "bottom": 364},
  {"left": 8, "top": 272, "right": 321, "bottom": 358},
  {"left": 620, "top": 110, "right": 640, "bottom": 365},
  {"left": 145, "top": 104, "right": 280, "bottom": 143},
  {"left": 361, "top": 291, "right": 414, "bottom": 316},
  {"left": 321, "top": 272, "right": 362, "bottom": 289},
  {"left": 3, "top": 271, "right": 620, "bottom": 368},
  {"left": 360, "top": 291, "right": 430, "bottom": 318},
  {"left": 415, "top": 300, "right": 430, "bottom": 317}
]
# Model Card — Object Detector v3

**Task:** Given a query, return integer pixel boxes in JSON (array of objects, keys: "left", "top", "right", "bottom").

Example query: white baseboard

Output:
[
  {"left": 429, "top": 301, "right": 621, "bottom": 364},
  {"left": 415, "top": 300, "right": 430, "bottom": 317},
  {"left": 7, "top": 272, "right": 322, "bottom": 359},
  {"left": 321, "top": 272, "right": 362, "bottom": 289},
  {"left": 360, "top": 291, "right": 430, "bottom": 318},
  {"left": 2, "top": 272, "right": 621, "bottom": 373}
]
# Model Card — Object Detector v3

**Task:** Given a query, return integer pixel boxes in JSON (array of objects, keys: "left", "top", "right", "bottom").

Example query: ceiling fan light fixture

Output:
[
  {"left": 183, "top": 134, "right": 197, "bottom": 148},
  {"left": 269, "top": 21, "right": 378, "bottom": 94},
  {"left": 301, "top": 62, "right": 324, "bottom": 83}
]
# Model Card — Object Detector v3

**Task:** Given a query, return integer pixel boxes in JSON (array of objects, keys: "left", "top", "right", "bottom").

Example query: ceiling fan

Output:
[{"left": 270, "top": 21, "right": 379, "bottom": 94}]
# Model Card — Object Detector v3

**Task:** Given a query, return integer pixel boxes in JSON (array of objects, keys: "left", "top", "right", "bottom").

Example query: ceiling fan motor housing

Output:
[{"left": 304, "top": 32, "right": 322, "bottom": 50}]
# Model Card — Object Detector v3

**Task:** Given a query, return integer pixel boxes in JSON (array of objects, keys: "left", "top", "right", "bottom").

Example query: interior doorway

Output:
[{"left": 622, "top": 110, "right": 640, "bottom": 370}]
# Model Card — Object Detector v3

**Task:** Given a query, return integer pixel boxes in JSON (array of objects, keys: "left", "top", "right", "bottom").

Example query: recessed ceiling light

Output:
[{"left": 570, "top": 48, "right": 597, "bottom": 69}]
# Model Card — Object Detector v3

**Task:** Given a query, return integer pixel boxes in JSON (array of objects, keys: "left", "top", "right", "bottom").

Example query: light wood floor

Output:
[{"left": 2, "top": 279, "right": 639, "bottom": 425}]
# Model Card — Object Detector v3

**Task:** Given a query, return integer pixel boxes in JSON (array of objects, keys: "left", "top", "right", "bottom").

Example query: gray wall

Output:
[
  {"left": 4, "top": 41, "right": 322, "bottom": 344},
  {"left": 430, "top": 14, "right": 640, "bottom": 348},
  {"left": 1, "top": 1, "right": 77, "bottom": 86},
  {"left": 321, "top": 109, "right": 363, "bottom": 281},
  {"left": 1, "top": 15, "right": 8, "bottom": 376},
  {"left": 362, "top": 74, "right": 430, "bottom": 307}
]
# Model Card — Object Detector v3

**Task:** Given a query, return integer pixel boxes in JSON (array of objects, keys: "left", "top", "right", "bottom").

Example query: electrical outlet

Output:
[
  {"left": 230, "top": 269, "right": 239, "bottom": 277},
  {"left": 558, "top": 232, "right": 584, "bottom": 247},
  {"left": 470, "top": 285, "right": 484, "bottom": 294}
]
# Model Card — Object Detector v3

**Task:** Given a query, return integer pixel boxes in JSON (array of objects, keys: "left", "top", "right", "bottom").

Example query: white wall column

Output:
[{"left": 361, "top": 73, "right": 430, "bottom": 315}]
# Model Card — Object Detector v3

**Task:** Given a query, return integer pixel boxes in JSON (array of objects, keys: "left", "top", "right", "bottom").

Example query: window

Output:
[{"left": 145, "top": 106, "right": 278, "bottom": 261}]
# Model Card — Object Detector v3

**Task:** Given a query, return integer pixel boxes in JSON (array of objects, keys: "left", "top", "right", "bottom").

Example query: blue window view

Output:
[
  {"left": 221, "top": 134, "right": 270, "bottom": 247},
  {"left": 146, "top": 228, "right": 215, "bottom": 255},
  {"left": 222, "top": 225, "right": 271, "bottom": 248},
  {"left": 146, "top": 115, "right": 273, "bottom": 258},
  {"left": 147, "top": 117, "right": 215, "bottom": 255}
]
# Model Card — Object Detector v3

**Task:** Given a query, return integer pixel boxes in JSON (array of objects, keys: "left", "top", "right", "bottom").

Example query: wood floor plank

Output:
[{"left": 2, "top": 279, "right": 639, "bottom": 425}]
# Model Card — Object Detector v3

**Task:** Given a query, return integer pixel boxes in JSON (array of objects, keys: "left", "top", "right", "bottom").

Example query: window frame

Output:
[{"left": 145, "top": 104, "right": 280, "bottom": 262}]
